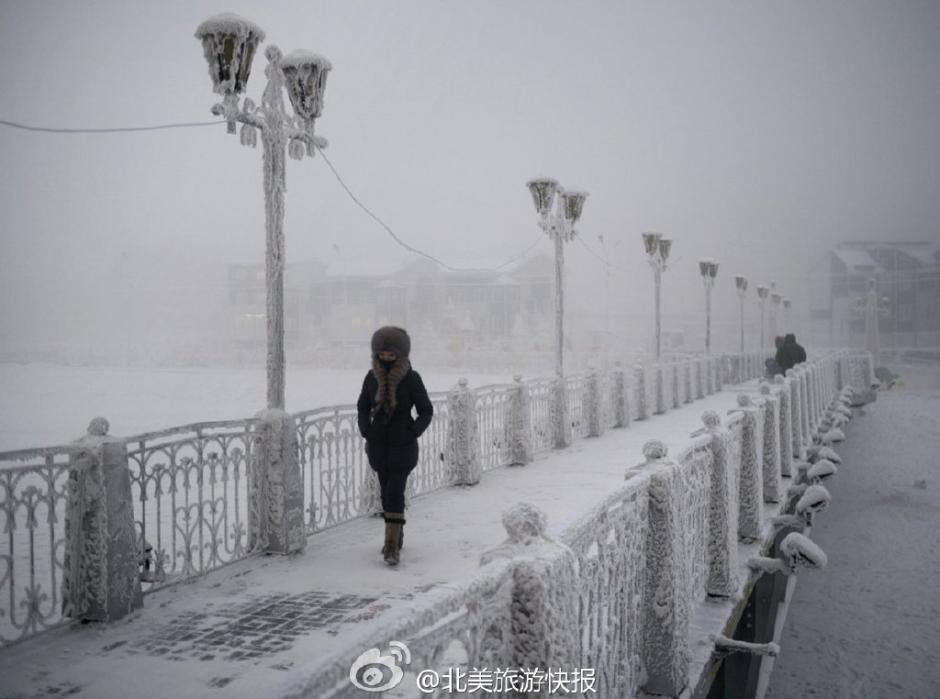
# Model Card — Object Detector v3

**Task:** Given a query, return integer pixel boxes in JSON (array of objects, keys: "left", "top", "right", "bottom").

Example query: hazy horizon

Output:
[{"left": 1, "top": 1, "right": 938, "bottom": 360}]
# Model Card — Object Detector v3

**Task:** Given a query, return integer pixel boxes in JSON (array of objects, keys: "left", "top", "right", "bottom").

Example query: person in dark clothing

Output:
[
  {"left": 784, "top": 333, "right": 807, "bottom": 366},
  {"left": 357, "top": 326, "right": 433, "bottom": 566},
  {"left": 770, "top": 335, "right": 788, "bottom": 376}
]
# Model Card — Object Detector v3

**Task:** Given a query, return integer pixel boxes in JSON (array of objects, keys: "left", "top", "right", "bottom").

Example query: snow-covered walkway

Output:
[
  {"left": 0, "top": 385, "right": 749, "bottom": 699},
  {"left": 767, "top": 371, "right": 940, "bottom": 698}
]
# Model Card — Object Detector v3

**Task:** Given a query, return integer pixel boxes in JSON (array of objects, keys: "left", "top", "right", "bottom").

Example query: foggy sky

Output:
[{"left": 1, "top": 0, "right": 938, "bottom": 355}]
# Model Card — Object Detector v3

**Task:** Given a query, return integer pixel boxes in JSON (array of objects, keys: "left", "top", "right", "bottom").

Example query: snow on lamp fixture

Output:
[
  {"left": 526, "top": 178, "right": 559, "bottom": 217},
  {"left": 642, "top": 231, "right": 661, "bottom": 256},
  {"left": 657, "top": 237, "right": 672, "bottom": 261},
  {"left": 280, "top": 50, "right": 332, "bottom": 155},
  {"left": 195, "top": 13, "right": 265, "bottom": 133},
  {"left": 560, "top": 190, "right": 588, "bottom": 226}
]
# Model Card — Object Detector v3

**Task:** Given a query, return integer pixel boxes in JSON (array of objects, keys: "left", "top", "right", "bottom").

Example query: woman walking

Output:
[{"left": 357, "top": 326, "right": 433, "bottom": 566}]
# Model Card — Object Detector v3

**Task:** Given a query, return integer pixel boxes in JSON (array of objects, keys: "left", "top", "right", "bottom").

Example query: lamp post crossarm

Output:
[
  {"left": 211, "top": 98, "right": 266, "bottom": 130},
  {"left": 647, "top": 254, "right": 667, "bottom": 272}
]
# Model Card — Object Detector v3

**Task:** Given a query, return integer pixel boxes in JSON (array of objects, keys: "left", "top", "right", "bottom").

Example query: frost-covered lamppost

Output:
[
  {"left": 853, "top": 278, "right": 890, "bottom": 361},
  {"left": 734, "top": 275, "right": 748, "bottom": 354},
  {"left": 642, "top": 232, "right": 673, "bottom": 360},
  {"left": 526, "top": 178, "right": 588, "bottom": 378},
  {"left": 699, "top": 259, "right": 719, "bottom": 355},
  {"left": 756, "top": 284, "right": 769, "bottom": 349},
  {"left": 769, "top": 283, "right": 782, "bottom": 343},
  {"left": 195, "top": 13, "right": 331, "bottom": 409}
]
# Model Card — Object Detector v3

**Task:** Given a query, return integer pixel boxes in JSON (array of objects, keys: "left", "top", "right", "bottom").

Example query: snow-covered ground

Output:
[
  {"left": 0, "top": 362, "right": 510, "bottom": 452},
  {"left": 767, "top": 364, "right": 940, "bottom": 698}
]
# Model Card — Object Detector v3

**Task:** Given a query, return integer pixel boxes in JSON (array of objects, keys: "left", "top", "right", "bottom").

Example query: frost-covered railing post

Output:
[
  {"left": 731, "top": 396, "right": 763, "bottom": 541},
  {"left": 62, "top": 417, "right": 143, "bottom": 624},
  {"left": 840, "top": 350, "right": 876, "bottom": 406},
  {"left": 786, "top": 369, "right": 805, "bottom": 461},
  {"left": 695, "top": 358, "right": 706, "bottom": 399},
  {"left": 806, "top": 365, "right": 818, "bottom": 436},
  {"left": 447, "top": 378, "right": 482, "bottom": 484},
  {"left": 760, "top": 382, "right": 784, "bottom": 494},
  {"left": 610, "top": 363, "right": 630, "bottom": 429},
  {"left": 584, "top": 368, "right": 604, "bottom": 437},
  {"left": 671, "top": 362, "right": 681, "bottom": 409},
  {"left": 798, "top": 367, "right": 812, "bottom": 447},
  {"left": 249, "top": 409, "right": 305, "bottom": 554},
  {"left": 654, "top": 363, "right": 667, "bottom": 415},
  {"left": 683, "top": 360, "right": 693, "bottom": 404},
  {"left": 550, "top": 376, "right": 571, "bottom": 449},
  {"left": 480, "top": 503, "right": 579, "bottom": 678},
  {"left": 699, "top": 411, "right": 740, "bottom": 598},
  {"left": 638, "top": 440, "right": 691, "bottom": 697},
  {"left": 714, "top": 356, "right": 724, "bottom": 392},
  {"left": 508, "top": 375, "right": 533, "bottom": 465},
  {"left": 634, "top": 364, "right": 649, "bottom": 421}
]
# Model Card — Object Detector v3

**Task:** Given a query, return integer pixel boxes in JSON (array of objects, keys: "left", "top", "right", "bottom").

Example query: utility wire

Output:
[
  {"left": 0, "top": 113, "right": 554, "bottom": 274},
  {"left": 0, "top": 117, "right": 226, "bottom": 134},
  {"left": 577, "top": 235, "right": 613, "bottom": 268},
  {"left": 315, "top": 145, "right": 546, "bottom": 273}
]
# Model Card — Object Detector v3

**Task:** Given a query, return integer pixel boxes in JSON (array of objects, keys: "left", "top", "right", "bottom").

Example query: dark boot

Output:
[{"left": 383, "top": 513, "right": 404, "bottom": 566}]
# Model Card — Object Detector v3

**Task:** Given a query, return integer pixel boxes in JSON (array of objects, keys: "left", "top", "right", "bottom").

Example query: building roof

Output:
[{"left": 832, "top": 240, "right": 940, "bottom": 273}]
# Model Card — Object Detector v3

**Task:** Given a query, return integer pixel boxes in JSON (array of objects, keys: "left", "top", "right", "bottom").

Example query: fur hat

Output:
[{"left": 371, "top": 326, "right": 410, "bottom": 358}]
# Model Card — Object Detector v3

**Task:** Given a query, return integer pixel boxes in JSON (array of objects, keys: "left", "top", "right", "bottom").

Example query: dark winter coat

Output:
[
  {"left": 785, "top": 334, "right": 807, "bottom": 365},
  {"left": 774, "top": 346, "right": 795, "bottom": 373},
  {"left": 357, "top": 368, "right": 433, "bottom": 472}
]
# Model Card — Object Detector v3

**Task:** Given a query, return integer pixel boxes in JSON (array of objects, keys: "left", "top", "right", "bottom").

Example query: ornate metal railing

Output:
[
  {"left": 294, "top": 405, "right": 369, "bottom": 531},
  {"left": 566, "top": 374, "right": 587, "bottom": 439},
  {"left": 0, "top": 446, "right": 77, "bottom": 647},
  {"left": 302, "top": 559, "right": 516, "bottom": 698},
  {"left": 409, "top": 393, "right": 451, "bottom": 497},
  {"left": 600, "top": 370, "right": 617, "bottom": 430},
  {"left": 561, "top": 479, "right": 649, "bottom": 696},
  {"left": 126, "top": 420, "right": 255, "bottom": 594},
  {"left": 475, "top": 385, "right": 513, "bottom": 472},
  {"left": 527, "top": 377, "right": 555, "bottom": 453},
  {"left": 674, "top": 434, "right": 713, "bottom": 605}
]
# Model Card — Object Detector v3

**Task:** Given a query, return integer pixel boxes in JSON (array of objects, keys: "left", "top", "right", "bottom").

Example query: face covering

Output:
[{"left": 378, "top": 357, "right": 396, "bottom": 372}]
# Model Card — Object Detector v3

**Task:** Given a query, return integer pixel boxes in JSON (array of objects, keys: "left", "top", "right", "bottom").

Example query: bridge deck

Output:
[{"left": 0, "top": 385, "right": 757, "bottom": 699}]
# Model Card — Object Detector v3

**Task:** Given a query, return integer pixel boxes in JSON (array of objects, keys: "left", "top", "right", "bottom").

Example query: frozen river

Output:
[
  {"left": 0, "top": 362, "right": 509, "bottom": 452},
  {"left": 767, "top": 366, "right": 940, "bottom": 698}
]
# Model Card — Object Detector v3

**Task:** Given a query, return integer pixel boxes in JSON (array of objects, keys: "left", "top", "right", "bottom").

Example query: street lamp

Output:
[
  {"left": 642, "top": 231, "right": 673, "bottom": 360},
  {"left": 526, "top": 177, "right": 588, "bottom": 378},
  {"left": 853, "top": 278, "right": 890, "bottom": 360},
  {"left": 756, "top": 284, "right": 769, "bottom": 349},
  {"left": 699, "top": 259, "right": 719, "bottom": 354},
  {"left": 734, "top": 275, "right": 748, "bottom": 354},
  {"left": 769, "top": 282, "right": 782, "bottom": 344},
  {"left": 782, "top": 297, "right": 792, "bottom": 333},
  {"left": 195, "top": 13, "right": 331, "bottom": 409}
]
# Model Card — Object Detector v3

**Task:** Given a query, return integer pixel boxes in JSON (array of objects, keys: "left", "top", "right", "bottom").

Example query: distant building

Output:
[
  {"left": 226, "top": 255, "right": 553, "bottom": 357},
  {"left": 808, "top": 241, "right": 940, "bottom": 352}
]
